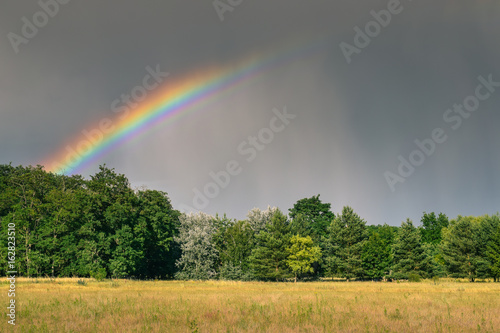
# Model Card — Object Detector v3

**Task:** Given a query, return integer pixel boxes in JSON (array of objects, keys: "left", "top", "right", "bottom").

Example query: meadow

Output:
[{"left": 1, "top": 278, "right": 499, "bottom": 332}]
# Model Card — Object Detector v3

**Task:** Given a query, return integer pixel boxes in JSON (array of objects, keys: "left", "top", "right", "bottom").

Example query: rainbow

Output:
[{"left": 43, "top": 39, "right": 325, "bottom": 175}]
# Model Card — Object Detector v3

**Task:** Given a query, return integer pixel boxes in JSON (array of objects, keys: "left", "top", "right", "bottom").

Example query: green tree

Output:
[
  {"left": 246, "top": 206, "right": 278, "bottom": 234},
  {"left": 367, "top": 224, "right": 398, "bottom": 246},
  {"left": 391, "top": 219, "right": 428, "bottom": 279},
  {"left": 175, "top": 213, "right": 218, "bottom": 280},
  {"left": 249, "top": 210, "right": 291, "bottom": 281},
  {"left": 440, "top": 216, "right": 482, "bottom": 282},
  {"left": 289, "top": 195, "right": 334, "bottom": 243},
  {"left": 136, "top": 190, "right": 180, "bottom": 279},
  {"left": 214, "top": 219, "right": 255, "bottom": 280},
  {"left": 475, "top": 214, "right": 500, "bottom": 279},
  {"left": 361, "top": 232, "right": 392, "bottom": 280},
  {"left": 79, "top": 165, "right": 137, "bottom": 278},
  {"left": 422, "top": 242, "right": 446, "bottom": 278},
  {"left": 108, "top": 224, "right": 143, "bottom": 278},
  {"left": 286, "top": 235, "right": 322, "bottom": 282},
  {"left": 325, "top": 206, "right": 367, "bottom": 280},
  {"left": 0, "top": 164, "right": 175, "bottom": 279},
  {"left": 37, "top": 184, "right": 83, "bottom": 277},
  {"left": 5, "top": 165, "right": 57, "bottom": 277},
  {"left": 420, "top": 212, "right": 449, "bottom": 244},
  {"left": 486, "top": 224, "right": 500, "bottom": 282},
  {"left": 0, "top": 164, "right": 17, "bottom": 218}
]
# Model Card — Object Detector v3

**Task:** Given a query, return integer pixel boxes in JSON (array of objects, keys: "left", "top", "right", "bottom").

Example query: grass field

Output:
[{"left": 1, "top": 278, "right": 499, "bottom": 332}]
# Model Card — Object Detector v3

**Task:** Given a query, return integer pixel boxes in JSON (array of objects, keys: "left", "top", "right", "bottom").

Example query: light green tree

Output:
[{"left": 286, "top": 235, "right": 322, "bottom": 282}]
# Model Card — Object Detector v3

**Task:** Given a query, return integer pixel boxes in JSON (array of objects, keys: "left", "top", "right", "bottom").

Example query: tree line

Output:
[{"left": 1, "top": 164, "right": 499, "bottom": 282}]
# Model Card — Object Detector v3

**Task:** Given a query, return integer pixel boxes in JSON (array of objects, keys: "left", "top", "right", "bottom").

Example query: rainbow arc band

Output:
[{"left": 43, "top": 39, "right": 326, "bottom": 175}]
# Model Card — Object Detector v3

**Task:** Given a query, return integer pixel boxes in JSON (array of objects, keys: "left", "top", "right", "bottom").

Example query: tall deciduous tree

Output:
[
  {"left": 420, "top": 212, "right": 449, "bottom": 244},
  {"left": 289, "top": 195, "right": 334, "bottom": 243},
  {"left": 175, "top": 212, "right": 218, "bottom": 280},
  {"left": 246, "top": 206, "right": 278, "bottom": 234},
  {"left": 135, "top": 190, "right": 180, "bottom": 279}
]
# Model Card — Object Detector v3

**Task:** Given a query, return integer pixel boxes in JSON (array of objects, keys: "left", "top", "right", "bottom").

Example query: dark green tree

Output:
[
  {"left": 289, "top": 195, "right": 334, "bottom": 243},
  {"left": 391, "top": 219, "right": 428, "bottom": 279},
  {"left": 4, "top": 165, "right": 57, "bottom": 277},
  {"left": 440, "top": 216, "right": 482, "bottom": 282},
  {"left": 486, "top": 224, "right": 500, "bottom": 282},
  {"left": 325, "top": 206, "right": 367, "bottom": 280},
  {"left": 420, "top": 212, "right": 449, "bottom": 244},
  {"left": 367, "top": 224, "right": 398, "bottom": 246},
  {"left": 249, "top": 210, "right": 291, "bottom": 281},
  {"left": 0, "top": 164, "right": 177, "bottom": 279},
  {"left": 79, "top": 165, "right": 137, "bottom": 278},
  {"left": 214, "top": 219, "right": 255, "bottom": 280},
  {"left": 361, "top": 232, "right": 392, "bottom": 280},
  {"left": 135, "top": 190, "right": 180, "bottom": 278},
  {"left": 474, "top": 215, "right": 500, "bottom": 279}
]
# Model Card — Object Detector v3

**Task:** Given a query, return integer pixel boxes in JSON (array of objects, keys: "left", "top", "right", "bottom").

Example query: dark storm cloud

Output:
[{"left": 1, "top": 0, "right": 499, "bottom": 225}]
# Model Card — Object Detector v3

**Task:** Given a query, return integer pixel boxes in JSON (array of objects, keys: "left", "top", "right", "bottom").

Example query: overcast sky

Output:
[{"left": 1, "top": 0, "right": 499, "bottom": 225}]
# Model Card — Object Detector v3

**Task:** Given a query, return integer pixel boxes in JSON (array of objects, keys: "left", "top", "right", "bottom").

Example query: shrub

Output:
[
  {"left": 408, "top": 273, "right": 421, "bottom": 282},
  {"left": 90, "top": 267, "right": 107, "bottom": 281}
]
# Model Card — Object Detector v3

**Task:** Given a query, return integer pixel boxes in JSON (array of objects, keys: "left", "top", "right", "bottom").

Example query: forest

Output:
[{"left": 1, "top": 164, "right": 499, "bottom": 282}]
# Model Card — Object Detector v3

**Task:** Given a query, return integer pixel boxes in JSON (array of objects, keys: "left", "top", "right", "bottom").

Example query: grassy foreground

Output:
[{"left": 1, "top": 278, "right": 499, "bottom": 332}]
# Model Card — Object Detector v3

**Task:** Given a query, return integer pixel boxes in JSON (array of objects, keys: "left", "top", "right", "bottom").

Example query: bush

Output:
[
  {"left": 389, "top": 272, "right": 407, "bottom": 281},
  {"left": 408, "top": 273, "right": 421, "bottom": 282},
  {"left": 90, "top": 267, "right": 107, "bottom": 281},
  {"left": 77, "top": 279, "right": 87, "bottom": 286}
]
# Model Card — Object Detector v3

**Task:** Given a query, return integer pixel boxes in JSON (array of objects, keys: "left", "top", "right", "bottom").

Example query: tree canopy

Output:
[{"left": 1, "top": 164, "right": 499, "bottom": 282}]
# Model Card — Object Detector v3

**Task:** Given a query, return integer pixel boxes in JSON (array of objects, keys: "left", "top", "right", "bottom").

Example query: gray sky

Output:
[{"left": 1, "top": 0, "right": 499, "bottom": 225}]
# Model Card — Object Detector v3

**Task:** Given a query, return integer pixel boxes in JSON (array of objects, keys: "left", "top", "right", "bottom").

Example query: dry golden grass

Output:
[{"left": 1, "top": 278, "right": 499, "bottom": 332}]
